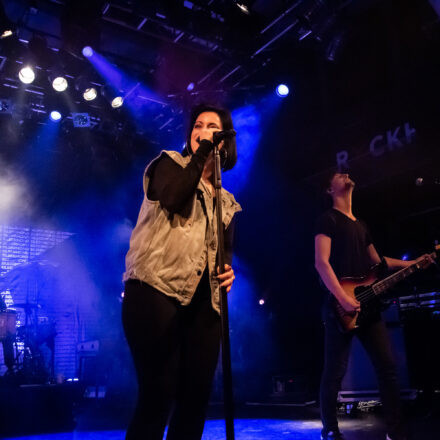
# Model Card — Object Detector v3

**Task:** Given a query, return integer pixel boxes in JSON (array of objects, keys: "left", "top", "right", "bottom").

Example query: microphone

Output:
[
  {"left": 213, "top": 129, "right": 236, "bottom": 145},
  {"left": 415, "top": 177, "right": 440, "bottom": 186}
]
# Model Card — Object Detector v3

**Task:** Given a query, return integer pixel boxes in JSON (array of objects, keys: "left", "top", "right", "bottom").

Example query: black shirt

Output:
[{"left": 315, "top": 208, "right": 373, "bottom": 279}]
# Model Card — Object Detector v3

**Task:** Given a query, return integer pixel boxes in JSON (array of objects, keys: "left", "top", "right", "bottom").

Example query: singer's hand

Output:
[
  {"left": 196, "top": 137, "right": 215, "bottom": 149},
  {"left": 217, "top": 264, "right": 235, "bottom": 293}
]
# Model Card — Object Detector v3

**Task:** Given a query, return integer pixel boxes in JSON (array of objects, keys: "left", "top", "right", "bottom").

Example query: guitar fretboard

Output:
[
  {"left": 373, "top": 265, "right": 416, "bottom": 295},
  {"left": 371, "top": 253, "right": 434, "bottom": 297}
]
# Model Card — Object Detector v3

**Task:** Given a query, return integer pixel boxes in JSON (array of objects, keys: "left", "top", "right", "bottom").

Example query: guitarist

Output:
[{"left": 314, "top": 171, "right": 429, "bottom": 440}]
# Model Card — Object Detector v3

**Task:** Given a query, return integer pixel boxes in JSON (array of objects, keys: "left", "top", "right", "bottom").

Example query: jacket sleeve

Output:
[{"left": 148, "top": 141, "right": 213, "bottom": 213}]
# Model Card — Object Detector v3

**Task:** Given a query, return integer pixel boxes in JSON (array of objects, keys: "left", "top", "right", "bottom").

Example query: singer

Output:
[{"left": 122, "top": 103, "right": 242, "bottom": 440}]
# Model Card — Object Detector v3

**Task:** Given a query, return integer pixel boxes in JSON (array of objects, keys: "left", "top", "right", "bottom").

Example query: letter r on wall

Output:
[{"left": 336, "top": 150, "right": 349, "bottom": 170}]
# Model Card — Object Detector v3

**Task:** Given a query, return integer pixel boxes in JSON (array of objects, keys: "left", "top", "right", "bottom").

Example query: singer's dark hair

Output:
[{"left": 183, "top": 103, "right": 237, "bottom": 171}]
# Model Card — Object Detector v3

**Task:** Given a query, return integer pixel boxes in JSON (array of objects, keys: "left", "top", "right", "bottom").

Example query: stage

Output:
[
  {"left": 2, "top": 402, "right": 440, "bottom": 440},
  {"left": 1, "top": 1, "right": 440, "bottom": 440}
]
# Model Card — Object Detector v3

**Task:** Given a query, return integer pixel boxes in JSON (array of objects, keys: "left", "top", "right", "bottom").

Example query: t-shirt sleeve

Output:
[{"left": 315, "top": 212, "right": 336, "bottom": 239}]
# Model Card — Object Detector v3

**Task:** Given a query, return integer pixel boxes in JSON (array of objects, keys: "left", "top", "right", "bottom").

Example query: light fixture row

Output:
[{"left": 17, "top": 65, "right": 123, "bottom": 108}]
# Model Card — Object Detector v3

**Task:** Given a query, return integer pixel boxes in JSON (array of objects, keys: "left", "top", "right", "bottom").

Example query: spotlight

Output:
[
  {"left": 82, "top": 46, "right": 94, "bottom": 58},
  {"left": 83, "top": 87, "right": 97, "bottom": 101},
  {"left": 259, "top": 299, "right": 265, "bottom": 306},
  {"left": 18, "top": 66, "right": 35, "bottom": 84},
  {"left": 50, "top": 110, "right": 62, "bottom": 122},
  {"left": 276, "top": 84, "right": 289, "bottom": 98},
  {"left": 0, "top": 2, "right": 15, "bottom": 39},
  {"left": 1, "top": 29, "right": 12, "bottom": 39},
  {"left": 101, "top": 84, "right": 124, "bottom": 109},
  {"left": 51, "top": 76, "right": 68, "bottom": 92},
  {"left": 75, "top": 76, "right": 98, "bottom": 101},
  {"left": 235, "top": 1, "right": 251, "bottom": 15},
  {"left": 187, "top": 82, "right": 195, "bottom": 92},
  {"left": 111, "top": 96, "right": 124, "bottom": 109}
]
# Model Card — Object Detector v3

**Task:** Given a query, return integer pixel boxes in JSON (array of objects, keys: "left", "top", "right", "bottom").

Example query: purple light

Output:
[
  {"left": 82, "top": 46, "right": 94, "bottom": 58},
  {"left": 187, "top": 82, "right": 195, "bottom": 91},
  {"left": 402, "top": 253, "right": 409, "bottom": 261},
  {"left": 259, "top": 299, "right": 265, "bottom": 306}
]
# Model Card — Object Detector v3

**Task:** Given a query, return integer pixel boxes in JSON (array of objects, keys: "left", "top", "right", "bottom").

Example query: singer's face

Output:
[{"left": 190, "top": 111, "right": 223, "bottom": 154}]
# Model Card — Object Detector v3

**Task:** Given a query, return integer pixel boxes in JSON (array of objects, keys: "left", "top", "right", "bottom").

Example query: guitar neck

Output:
[{"left": 373, "top": 252, "right": 434, "bottom": 295}]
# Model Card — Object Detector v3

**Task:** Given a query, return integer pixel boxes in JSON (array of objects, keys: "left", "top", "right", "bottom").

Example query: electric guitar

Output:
[{"left": 333, "top": 246, "right": 439, "bottom": 332}]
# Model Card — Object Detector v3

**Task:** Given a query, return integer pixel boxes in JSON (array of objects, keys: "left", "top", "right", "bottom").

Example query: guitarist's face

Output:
[{"left": 329, "top": 173, "right": 355, "bottom": 195}]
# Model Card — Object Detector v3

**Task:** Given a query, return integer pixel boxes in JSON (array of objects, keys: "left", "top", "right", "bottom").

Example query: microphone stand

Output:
[{"left": 213, "top": 142, "right": 235, "bottom": 440}]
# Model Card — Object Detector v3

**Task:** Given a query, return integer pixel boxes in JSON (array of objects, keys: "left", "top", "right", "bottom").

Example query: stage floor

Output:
[
  {"left": 2, "top": 400, "right": 440, "bottom": 440},
  {"left": 3, "top": 415, "right": 438, "bottom": 440},
  {"left": 0, "top": 419, "right": 371, "bottom": 440}
]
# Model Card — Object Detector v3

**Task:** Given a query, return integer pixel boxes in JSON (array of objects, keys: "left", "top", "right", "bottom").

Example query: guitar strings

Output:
[
  {"left": 356, "top": 288, "right": 375, "bottom": 302},
  {"left": 347, "top": 254, "right": 433, "bottom": 306}
]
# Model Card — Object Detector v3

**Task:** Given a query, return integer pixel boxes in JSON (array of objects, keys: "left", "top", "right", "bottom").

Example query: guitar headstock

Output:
[{"left": 414, "top": 247, "right": 439, "bottom": 270}]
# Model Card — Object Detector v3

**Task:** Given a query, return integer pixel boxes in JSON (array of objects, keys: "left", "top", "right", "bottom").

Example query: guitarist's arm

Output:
[
  {"left": 315, "top": 234, "right": 361, "bottom": 313},
  {"left": 367, "top": 244, "right": 421, "bottom": 270}
]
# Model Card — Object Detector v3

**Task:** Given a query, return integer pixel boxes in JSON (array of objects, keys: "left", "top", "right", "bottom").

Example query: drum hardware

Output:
[
  {"left": 0, "top": 261, "right": 57, "bottom": 383},
  {"left": 0, "top": 302, "right": 56, "bottom": 382}
]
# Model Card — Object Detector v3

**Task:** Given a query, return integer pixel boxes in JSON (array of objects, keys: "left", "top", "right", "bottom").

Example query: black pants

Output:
[
  {"left": 122, "top": 275, "right": 221, "bottom": 440},
  {"left": 320, "top": 309, "right": 405, "bottom": 439}
]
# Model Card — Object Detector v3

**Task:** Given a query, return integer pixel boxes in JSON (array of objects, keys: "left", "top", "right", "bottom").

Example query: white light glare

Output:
[
  {"left": 83, "top": 87, "right": 97, "bottom": 101},
  {"left": 276, "top": 84, "right": 289, "bottom": 98},
  {"left": 111, "top": 96, "right": 124, "bottom": 108},
  {"left": 52, "top": 76, "right": 68, "bottom": 92},
  {"left": 50, "top": 111, "right": 62, "bottom": 122},
  {"left": 236, "top": 2, "right": 250, "bottom": 14},
  {"left": 1, "top": 30, "right": 13, "bottom": 39},
  {"left": 19, "top": 66, "right": 35, "bottom": 84}
]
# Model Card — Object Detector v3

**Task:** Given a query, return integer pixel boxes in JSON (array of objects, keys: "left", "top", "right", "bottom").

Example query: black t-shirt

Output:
[{"left": 315, "top": 208, "right": 373, "bottom": 280}]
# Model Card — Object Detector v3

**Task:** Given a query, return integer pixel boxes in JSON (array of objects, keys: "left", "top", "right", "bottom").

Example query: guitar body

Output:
[
  {"left": 330, "top": 247, "right": 438, "bottom": 332},
  {"left": 333, "top": 270, "right": 380, "bottom": 332}
]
